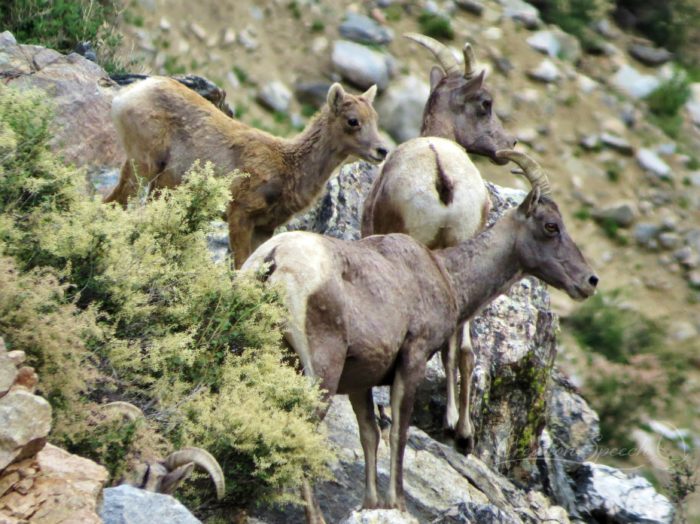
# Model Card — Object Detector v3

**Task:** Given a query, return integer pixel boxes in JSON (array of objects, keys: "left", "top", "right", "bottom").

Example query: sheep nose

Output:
[
  {"left": 588, "top": 275, "right": 599, "bottom": 287},
  {"left": 376, "top": 147, "right": 388, "bottom": 160}
]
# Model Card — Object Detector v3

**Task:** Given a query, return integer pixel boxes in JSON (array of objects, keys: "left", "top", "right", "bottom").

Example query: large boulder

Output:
[
  {"left": 0, "top": 443, "right": 108, "bottom": 523},
  {"left": 0, "top": 31, "right": 123, "bottom": 170},
  {"left": 101, "top": 485, "right": 201, "bottom": 524}
]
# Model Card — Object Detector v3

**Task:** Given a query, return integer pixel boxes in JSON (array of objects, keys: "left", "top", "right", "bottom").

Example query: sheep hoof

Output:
[{"left": 455, "top": 435, "right": 474, "bottom": 455}]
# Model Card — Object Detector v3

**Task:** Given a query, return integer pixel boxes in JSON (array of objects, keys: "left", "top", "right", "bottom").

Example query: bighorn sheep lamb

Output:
[
  {"left": 242, "top": 151, "right": 597, "bottom": 522},
  {"left": 102, "top": 402, "right": 226, "bottom": 499},
  {"left": 362, "top": 34, "right": 515, "bottom": 447},
  {"left": 104, "top": 77, "right": 388, "bottom": 267}
]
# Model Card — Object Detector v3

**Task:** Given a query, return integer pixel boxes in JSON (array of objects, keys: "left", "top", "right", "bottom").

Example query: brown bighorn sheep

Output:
[
  {"left": 102, "top": 402, "right": 226, "bottom": 499},
  {"left": 104, "top": 77, "right": 388, "bottom": 267},
  {"left": 362, "top": 34, "right": 516, "bottom": 447},
  {"left": 242, "top": 151, "right": 597, "bottom": 522}
]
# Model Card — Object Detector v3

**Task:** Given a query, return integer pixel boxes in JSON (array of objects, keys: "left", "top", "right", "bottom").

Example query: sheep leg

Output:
[
  {"left": 386, "top": 351, "right": 426, "bottom": 511},
  {"left": 104, "top": 159, "right": 147, "bottom": 207},
  {"left": 227, "top": 208, "right": 254, "bottom": 269},
  {"left": 349, "top": 388, "right": 380, "bottom": 509},
  {"left": 455, "top": 321, "right": 475, "bottom": 453},
  {"left": 302, "top": 477, "right": 326, "bottom": 524},
  {"left": 442, "top": 328, "right": 460, "bottom": 432}
]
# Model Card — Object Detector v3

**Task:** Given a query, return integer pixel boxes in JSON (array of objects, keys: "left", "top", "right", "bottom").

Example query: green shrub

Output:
[
  {"left": 418, "top": 11, "right": 454, "bottom": 40},
  {"left": 0, "top": 83, "right": 332, "bottom": 511},
  {"left": 0, "top": 0, "right": 126, "bottom": 74},
  {"left": 534, "top": 0, "right": 611, "bottom": 52},
  {"left": 645, "top": 72, "right": 691, "bottom": 139}
]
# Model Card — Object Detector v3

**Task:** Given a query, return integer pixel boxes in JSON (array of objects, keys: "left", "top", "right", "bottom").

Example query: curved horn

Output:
[
  {"left": 164, "top": 447, "right": 225, "bottom": 500},
  {"left": 403, "top": 32, "right": 460, "bottom": 75},
  {"left": 102, "top": 401, "right": 144, "bottom": 421},
  {"left": 463, "top": 42, "right": 477, "bottom": 79},
  {"left": 495, "top": 150, "right": 552, "bottom": 197}
]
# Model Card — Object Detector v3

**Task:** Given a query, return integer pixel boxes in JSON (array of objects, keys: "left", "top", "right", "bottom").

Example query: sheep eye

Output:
[
  {"left": 544, "top": 223, "right": 559, "bottom": 234},
  {"left": 482, "top": 100, "right": 492, "bottom": 114},
  {"left": 347, "top": 118, "right": 359, "bottom": 127}
]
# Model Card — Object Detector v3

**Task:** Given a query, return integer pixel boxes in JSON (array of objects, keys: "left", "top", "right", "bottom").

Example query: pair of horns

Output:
[
  {"left": 102, "top": 402, "right": 226, "bottom": 500},
  {"left": 404, "top": 32, "right": 478, "bottom": 79},
  {"left": 496, "top": 150, "right": 552, "bottom": 197}
]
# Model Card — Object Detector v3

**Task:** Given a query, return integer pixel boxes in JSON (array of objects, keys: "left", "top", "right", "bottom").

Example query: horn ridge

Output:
[
  {"left": 165, "top": 447, "right": 226, "bottom": 500},
  {"left": 495, "top": 150, "right": 552, "bottom": 196},
  {"left": 403, "top": 32, "right": 460, "bottom": 75}
]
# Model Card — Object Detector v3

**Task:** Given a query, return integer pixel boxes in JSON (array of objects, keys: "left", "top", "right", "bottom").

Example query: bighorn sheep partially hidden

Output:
[
  {"left": 362, "top": 34, "right": 516, "bottom": 447},
  {"left": 104, "top": 77, "right": 388, "bottom": 267},
  {"left": 102, "top": 402, "right": 225, "bottom": 500},
  {"left": 242, "top": 151, "right": 597, "bottom": 522}
]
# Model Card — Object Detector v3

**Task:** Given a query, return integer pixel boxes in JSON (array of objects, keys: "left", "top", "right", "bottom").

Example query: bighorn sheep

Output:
[
  {"left": 104, "top": 77, "right": 388, "bottom": 267},
  {"left": 242, "top": 151, "right": 597, "bottom": 522},
  {"left": 362, "top": 34, "right": 515, "bottom": 447},
  {"left": 102, "top": 402, "right": 225, "bottom": 499}
]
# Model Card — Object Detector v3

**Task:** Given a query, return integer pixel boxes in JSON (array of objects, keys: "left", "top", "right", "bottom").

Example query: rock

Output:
[
  {"left": 498, "top": 0, "right": 541, "bottom": 29},
  {"left": 454, "top": 0, "right": 484, "bottom": 16},
  {"left": 332, "top": 40, "right": 393, "bottom": 90},
  {"left": 577, "top": 74, "right": 598, "bottom": 93},
  {"left": 545, "top": 376, "right": 600, "bottom": 471},
  {"left": 572, "top": 462, "right": 674, "bottom": 524},
  {"left": 341, "top": 509, "right": 418, "bottom": 524},
  {"left": 376, "top": 75, "right": 430, "bottom": 143},
  {"left": 0, "top": 354, "right": 18, "bottom": 398},
  {"left": 579, "top": 135, "right": 600, "bottom": 150},
  {"left": 101, "top": 485, "right": 201, "bottom": 524},
  {"left": 0, "top": 390, "right": 52, "bottom": 470},
  {"left": 515, "top": 128, "right": 538, "bottom": 145},
  {"left": 257, "top": 81, "right": 293, "bottom": 113},
  {"left": 634, "top": 223, "right": 660, "bottom": 246},
  {"left": 637, "top": 148, "right": 672, "bottom": 179},
  {"left": 594, "top": 19, "right": 620, "bottom": 39},
  {"left": 685, "top": 83, "right": 700, "bottom": 127},
  {"left": 526, "top": 29, "right": 581, "bottom": 62},
  {"left": 687, "top": 270, "right": 700, "bottom": 288},
  {"left": 600, "top": 133, "right": 633, "bottom": 155},
  {"left": 295, "top": 82, "right": 333, "bottom": 109},
  {"left": 527, "top": 59, "right": 560, "bottom": 83},
  {"left": 658, "top": 232, "right": 681, "bottom": 250},
  {"left": 592, "top": 202, "right": 637, "bottom": 228},
  {"left": 283, "top": 161, "right": 380, "bottom": 240},
  {"left": 628, "top": 43, "right": 673, "bottom": 67},
  {"left": 339, "top": 13, "right": 393, "bottom": 45},
  {"left": 0, "top": 444, "right": 107, "bottom": 523},
  {"left": 238, "top": 27, "right": 258, "bottom": 51},
  {"left": 610, "top": 64, "right": 661, "bottom": 99},
  {"left": 0, "top": 31, "right": 123, "bottom": 170}
]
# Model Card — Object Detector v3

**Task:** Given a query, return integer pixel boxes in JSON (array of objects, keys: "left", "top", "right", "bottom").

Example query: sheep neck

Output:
[
  {"left": 437, "top": 212, "right": 523, "bottom": 323},
  {"left": 284, "top": 109, "right": 346, "bottom": 202}
]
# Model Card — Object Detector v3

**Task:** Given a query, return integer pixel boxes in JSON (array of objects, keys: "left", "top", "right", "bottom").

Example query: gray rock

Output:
[
  {"left": 432, "top": 502, "right": 518, "bottom": 523},
  {"left": 579, "top": 134, "right": 601, "bottom": 150},
  {"left": 611, "top": 64, "right": 661, "bottom": 99},
  {"left": 341, "top": 510, "right": 418, "bottom": 524},
  {"left": 685, "top": 83, "right": 700, "bottom": 126},
  {"left": 628, "top": 43, "right": 673, "bottom": 67},
  {"left": 527, "top": 59, "right": 560, "bottom": 83},
  {"left": 101, "top": 485, "right": 200, "bottom": 524},
  {"left": 454, "top": 0, "right": 484, "bottom": 16},
  {"left": 332, "top": 40, "right": 393, "bottom": 90},
  {"left": 675, "top": 246, "right": 700, "bottom": 269},
  {"left": 634, "top": 223, "right": 661, "bottom": 246},
  {"left": 0, "top": 389, "right": 52, "bottom": 469},
  {"left": 257, "top": 80, "right": 293, "bottom": 113},
  {"left": 295, "top": 82, "right": 334, "bottom": 109},
  {"left": 658, "top": 232, "right": 681, "bottom": 250},
  {"left": 526, "top": 29, "right": 581, "bottom": 62},
  {"left": 592, "top": 202, "right": 637, "bottom": 228},
  {"left": 498, "top": 0, "right": 541, "bottom": 29},
  {"left": 0, "top": 353, "right": 18, "bottom": 397},
  {"left": 572, "top": 463, "right": 674, "bottom": 524},
  {"left": 600, "top": 133, "right": 633, "bottom": 155},
  {"left": 376, "top": 75, "right": 430, "bottom": 143},
  {"left": 687, "top": 270, "right": 700, "bottom": 288},
  {"left": 339, "top": 13, "right": 394, "bottom": 45},
  {"left": 637, "top": 148, "right": 672, "bottom": 179},
  {"left": 594, "top": 19, "right": 620, "bottom": 39}
]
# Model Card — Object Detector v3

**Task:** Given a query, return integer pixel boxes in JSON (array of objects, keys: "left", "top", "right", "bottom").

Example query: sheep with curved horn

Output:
[
  {"left": 362, "top": 33, "right": 516, "bottom": 449},
  {"left": 103, "top": 402, "right": 226, "bottom": 499},
  {"left": 243, "top": 150, "right": 597, "bottom": 522}
]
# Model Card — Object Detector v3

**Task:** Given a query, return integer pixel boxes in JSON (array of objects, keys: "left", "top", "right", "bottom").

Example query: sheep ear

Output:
[
  {"left": 429, "top": 66, "right": 445, "bottom": 91},
  {"left": 327, "top": 83, "right": 346, "bottom": 114},
  {"left": 459, "top": 69, "right": 486, "bottom": 99},
  {"left": 361, "top": 84, "right": 377, "bottom": 103},
  {"left": 160, "top": 463, "right": 195, "bottom": 495},
  {"left": 518, "top": 187, "right": 541, "bottom": 218}
]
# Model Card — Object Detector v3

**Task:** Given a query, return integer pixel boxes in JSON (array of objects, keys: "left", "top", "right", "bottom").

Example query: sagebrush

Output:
[{"left": 0, "top": 83, "right": 332, "bottom": 512}]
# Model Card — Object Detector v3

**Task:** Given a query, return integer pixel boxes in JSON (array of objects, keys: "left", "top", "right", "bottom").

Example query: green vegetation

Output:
[
  {"left": 603, "top": 160, "right": 622, "bottom": 183},
  {"left": 0, "top": 84, "right": 332, "bottom": 512},
  {"left": 645, "top": 72, "right": 691, "bottom": 139},
  {"left": 0, "top": 0, "right": 127, "bottom": 74},
  {"left": 311, "top": 19, "right": 325, "bottom": 32},
  {"left": 535, "top": 0, "right": 611, "bottom": 52},
  {"left": 566, "top": 292, "right": 689, "bottom": 447},
  {"left": 418, "top": 11, "right": 455, "bottom": 40},
  {"left": 596, "top": 217, "right": 629, "bottom": 245}
]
